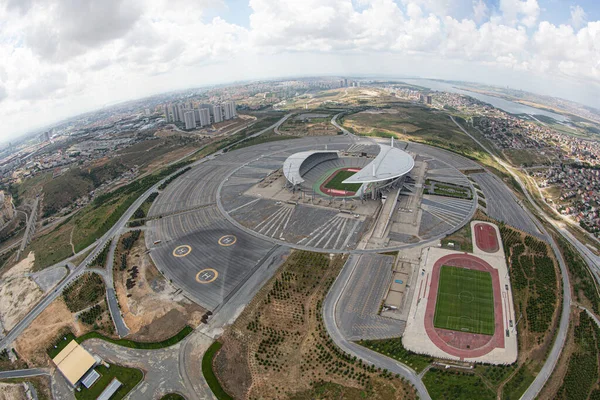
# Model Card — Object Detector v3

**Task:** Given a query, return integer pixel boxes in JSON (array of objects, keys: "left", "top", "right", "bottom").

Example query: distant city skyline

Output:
[{"left": 1, "top": 0, "right": 599, "bottom": 140}]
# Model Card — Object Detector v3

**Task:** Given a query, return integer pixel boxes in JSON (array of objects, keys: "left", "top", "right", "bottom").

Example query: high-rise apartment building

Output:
[
  {"left": 199, "top": 108, "right": 211, "bottom": 126},
  {"left": 184, "top": 111, "right": 196, "bottom": 130},
  {"left": 213, "top": 105, "right": 223, "bottom": 123}
]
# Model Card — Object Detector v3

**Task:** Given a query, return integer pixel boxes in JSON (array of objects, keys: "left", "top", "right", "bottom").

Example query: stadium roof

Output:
[
  {"left": 52, "top": 340, "right": 96, "bottom": 386},
  {"left": 283, "top": 150, "right": 338, "bottom": 185},
  {"left": 342, "top": 144, "right": 413, "bottom": 184}
]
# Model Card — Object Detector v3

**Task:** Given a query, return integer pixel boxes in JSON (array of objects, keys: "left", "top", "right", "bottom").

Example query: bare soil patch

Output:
[
  {"left": 14, "top": 297, "right": 88, "bottom": 366},
  {"left": 114, "top": 231, "right": 203, "bottom": 342},
  {"left": 0, "top": 252, "right": 43, "bottom": 331},
  {"left": 0, "top": 382, "right": 26, "bottom": 399}
]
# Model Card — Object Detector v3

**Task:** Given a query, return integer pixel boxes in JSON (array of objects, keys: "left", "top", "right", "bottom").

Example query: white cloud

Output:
[
  {"left": 569, "top": 5, "right": 587, "bottom": 29},
  {"left": 472, "top": 0, "right": 488, "bottom": 24},
  {"left": 499, "top": 0, "right": 539, "bottom": 28},
  {"left": 0, "top": 0, "right": 599, "bottom": 141}
]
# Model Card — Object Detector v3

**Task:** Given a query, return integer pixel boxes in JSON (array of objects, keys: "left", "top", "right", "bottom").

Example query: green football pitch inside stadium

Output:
[
  {"left": 433, "top": 265, "right": 495, "bottom": 335},
  {"left": 324, "top": 169, "right": 362, "bottom": 192}
]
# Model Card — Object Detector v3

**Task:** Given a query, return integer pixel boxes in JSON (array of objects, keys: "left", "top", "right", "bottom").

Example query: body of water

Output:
[{"left": 402, "top": 79, "right": 568, "bottom": 122}]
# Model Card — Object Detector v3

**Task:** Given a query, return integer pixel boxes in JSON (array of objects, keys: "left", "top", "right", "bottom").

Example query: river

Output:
[{"left": 402, "top": 79, "right": 568, "bottom": 122}]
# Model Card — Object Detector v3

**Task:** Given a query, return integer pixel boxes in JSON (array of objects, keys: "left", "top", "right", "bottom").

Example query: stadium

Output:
[{"left": 282, "top": 140, "right": 415, "bottom": 200}]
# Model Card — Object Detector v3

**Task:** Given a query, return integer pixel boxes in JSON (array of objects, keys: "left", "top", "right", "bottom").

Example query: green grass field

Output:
[
  {"left": 324, "top": 169, "right": 362, "bottom": 192},
  {"left": 433, "top": 265, "right": 495, "bottom": 335}
]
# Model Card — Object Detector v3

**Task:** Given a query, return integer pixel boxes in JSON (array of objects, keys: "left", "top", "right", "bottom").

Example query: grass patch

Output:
[
  {"left": 423, "top": 368, "right": 495, "bottom": 400},
  {"left": 441, "top": 222, "right": 473, "bottom": 252},
  {"left": 323, "top": 169, "right": 362, "bottom": 192},
  {"left": 433, "top": 266, "right": 495, "bottom": 335},
  {"left": 47, "top": 326, "right": 193, "bottom": 359},
  {"left": 358, "top": 337, "right": 431, "bottom": 373},
  {"left": 203, "top": 341, "right": 233, "bottom": 400},
  {"left": 74, "top": 363, "right": 142, "bottom": 400},
  {"left": 160, "top": 394, "right": 186, "bottom": 400},
  {"left": 501, "top": 365, "right": 535, "bottom": 400},
  {"left": 77, "top": 326, "right": 193, "bottom": 349}
]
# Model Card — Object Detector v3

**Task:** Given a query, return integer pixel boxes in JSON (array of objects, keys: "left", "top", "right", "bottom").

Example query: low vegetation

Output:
[
  {"left": 440, "top": 221, "right": 473, "bottom": 252},
  {"left": 552, "top": 310, "right": 600, "bottom": 399},
  {"left": 213, "top": 250, "right": 418, "bottom": 399},
  {"left": 423, "top": 368, "right": 496, "bottom": 400},
  {"left": 203, "top": 342, "right": 232, "bottom": 400},
  {"left": 47, "top": 326, "right": 193, "bottom": 359},
  {"left": 555, "top": 236, "right": 600, "bottom": 314},
  {"left": 358, "top": 338, "right": 431, "bottom": 373},
  {"left": 62, "top": 273, "right": 105, "bottom": 313}
]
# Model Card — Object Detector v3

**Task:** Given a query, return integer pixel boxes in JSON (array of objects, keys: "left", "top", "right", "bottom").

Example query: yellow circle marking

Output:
[
  {"left": 173, "top": 245, "right": 192, "bottom": 257},
  {"left": 196, "top": 268, "right": 219, "bottom": 284},
  {"left": 218, "top": 235, "right": 237, "bottom": 247}
]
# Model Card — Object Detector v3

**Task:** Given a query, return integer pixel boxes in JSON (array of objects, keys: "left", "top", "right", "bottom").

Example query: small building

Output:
[
  {"left": 52, "top": 341, "right": 97, "bottom": 387},
  {"left": 97, "top": 378, "right": 122, "bottom": 400}
]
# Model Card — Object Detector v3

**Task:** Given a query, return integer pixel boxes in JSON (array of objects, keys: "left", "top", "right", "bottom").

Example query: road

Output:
[
  {"left": 450, "top": 116, "right": 572, "bottom": 400},
  {"left": 322, "top": 254, "right": 431, "bottom": 400},
  {"left": 0, "top": 368, "right": 49, "bottom": 379},
  {"left": 0, "top": 163, "right": 192, "bottom": 350},
  {"left": 16, "top": 197, "right": 39, "bottom": 260},
  {"left": 104, "top": 236, "right": 130, "bottom": 337}
]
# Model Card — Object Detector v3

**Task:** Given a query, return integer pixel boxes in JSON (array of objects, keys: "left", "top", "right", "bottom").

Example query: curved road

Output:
[
  {"left": 450, "top": 116, "right": 572, "bottom": 399},
  {"left": 323, "top": 254, "right": 431, "bottom": 399}
]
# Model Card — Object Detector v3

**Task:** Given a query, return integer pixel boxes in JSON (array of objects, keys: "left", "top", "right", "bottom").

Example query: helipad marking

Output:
[
  {"left": 218, "top": 235, "right": 237, "bottom": 246},
  {"left": 196, "top": 268, "right": 218, "bottom": 284},
  {"left": 173, "top": 245, "right": 192, "bottom": 257}
]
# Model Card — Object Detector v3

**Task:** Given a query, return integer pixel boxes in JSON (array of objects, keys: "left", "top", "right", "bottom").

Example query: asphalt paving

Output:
[
  {"left": 336, "top": 254, "right": 406, "bottom": 340},
  {"left": 322, "top": 254, "right": 431, "bottom": 400}
]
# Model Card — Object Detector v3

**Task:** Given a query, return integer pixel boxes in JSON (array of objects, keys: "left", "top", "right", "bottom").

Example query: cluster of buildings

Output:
[
  {"left": 534, "top": 165, "right": 600, "bottom": 235},
  {"left": 338, "top": 78, "right": 361, "bottom": 88},
  {"left": 164, "top": 101, "right": 237, "bottom": 130},
  {"left": 433, "top": 92, "right": 600, "bottom": 235},
  {"left": 392, "top": 88, "right": 432, "bottom": 104}
]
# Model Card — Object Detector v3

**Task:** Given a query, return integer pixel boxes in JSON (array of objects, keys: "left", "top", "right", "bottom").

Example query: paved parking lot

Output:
[{"left": 336, "top": 254, "right": 406, "bottom": 340}]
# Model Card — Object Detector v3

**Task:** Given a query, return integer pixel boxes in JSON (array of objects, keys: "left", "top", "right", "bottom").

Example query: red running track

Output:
[
  {"left": 424, "top": 253, "right": 504, "bottom": 360},
  {"left": 474, "top": 223, "right": 500, "bottom": 253}
]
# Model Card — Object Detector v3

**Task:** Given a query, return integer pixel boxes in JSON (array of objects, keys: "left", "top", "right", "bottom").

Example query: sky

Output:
[{"left": 0, "top": 0, "right": 599, "bottom": 142}]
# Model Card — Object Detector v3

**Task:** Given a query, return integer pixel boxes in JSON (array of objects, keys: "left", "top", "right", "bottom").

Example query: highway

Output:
[
  {"left": 450, "top": 116, "right": 572, "bottom": 400},
  {"left": 322, "top": 254, "right": 431, "bottom": 399}
]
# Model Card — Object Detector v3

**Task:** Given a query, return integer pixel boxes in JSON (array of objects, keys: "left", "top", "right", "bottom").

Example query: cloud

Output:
[
  {"left": 499, "top": 0, "right": 539, "bottom": 28},
  {"left": 24, "top": 0, "right": 141, "bottom": 60},
  {"left": 1, "top": 0, "right": 600, "bottom": 140},
  {"left": 472, "top": 0, "right": 488, "bottom": 24},
  {"left": 569, "top": 5, "right": 587, "bottom": 29},
  {"left": 0, "top": 85, "right": 7, "bottom": 103}
]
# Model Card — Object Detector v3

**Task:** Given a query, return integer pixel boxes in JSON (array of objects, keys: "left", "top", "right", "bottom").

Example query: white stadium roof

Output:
[
  {"left": 342, "top": 144, "right": 414, "bottom": 184},
  {"left": 283, "top": 150, "right": 338, "bottom": 185}
]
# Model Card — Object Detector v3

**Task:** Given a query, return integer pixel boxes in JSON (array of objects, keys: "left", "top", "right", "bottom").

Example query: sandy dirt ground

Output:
[
  {"left": 14, "top": 297, "right": 86, "bottom": 366},
  {"left": 0, "top": 252, "right": 43, "bottom": 332},
  {"left": 0, "top": 382, "right": 26, "bottom": 399},
  {"left": 115, "top": 234, "right": 203, "bottom": 342}
]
